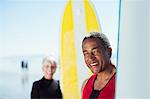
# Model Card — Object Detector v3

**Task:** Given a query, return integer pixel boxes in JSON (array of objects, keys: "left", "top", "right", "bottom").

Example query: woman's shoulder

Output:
[
  {"left": 32, "top": 78, "right": 43, "bottom": 86},
  {"left": 31, "top": 81, "right": 40, "bottom": 90},
  {"left": 54, "top": 79, "right": 59, "bottom": 83},
  {"left": 52, "top": 79, "right": 60, "bottom": 86}
]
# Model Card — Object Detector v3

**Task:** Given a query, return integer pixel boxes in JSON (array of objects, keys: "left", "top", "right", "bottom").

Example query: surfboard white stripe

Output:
[
  {"left": 72, "top": 0, "right": 89, "bottom": 97},
  {"left": 61, "top": 0, "right": 101, "bottom": 98}
]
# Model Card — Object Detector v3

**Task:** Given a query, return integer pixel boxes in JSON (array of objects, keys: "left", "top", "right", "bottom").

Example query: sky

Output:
[
  {"left": 0, "top": 0, "right": 118, "bottom": 61},
  {"left": 0, "top": 0, "right": 66, "bottom": 58}
]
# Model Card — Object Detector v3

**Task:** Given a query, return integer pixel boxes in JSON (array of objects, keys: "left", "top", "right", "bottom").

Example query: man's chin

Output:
[{"left": 91, "top": 69, "right": 99, "bottom": 74}]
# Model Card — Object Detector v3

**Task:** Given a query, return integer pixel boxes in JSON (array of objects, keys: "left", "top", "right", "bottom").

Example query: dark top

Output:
[
  {"left": 31, "top": 77, "right": 63, "bottom": 99},
  {"left": 82, "top": 74, "right": 116, "bottom": 99},
  {"left": 89, "top": 90, "right": 101, "bottom": 99}
]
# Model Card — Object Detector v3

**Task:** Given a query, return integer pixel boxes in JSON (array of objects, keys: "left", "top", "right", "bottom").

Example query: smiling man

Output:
[{"left": 81, "top": 32, "right": 116, "bottom": 99}]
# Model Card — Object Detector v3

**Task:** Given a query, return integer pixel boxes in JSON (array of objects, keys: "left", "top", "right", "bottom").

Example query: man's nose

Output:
[{"left": 89, "top": 52, "right": 96, "bottom": 60}]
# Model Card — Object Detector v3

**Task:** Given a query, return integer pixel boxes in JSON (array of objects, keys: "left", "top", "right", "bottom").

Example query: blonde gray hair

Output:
[{"left": 42, "top": 56, "right": 57, "bottom": 66}]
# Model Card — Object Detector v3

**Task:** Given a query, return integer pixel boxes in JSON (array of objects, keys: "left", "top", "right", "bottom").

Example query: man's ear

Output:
[{"left": 107, "top": 48, "right": 112, "bottom": 58}]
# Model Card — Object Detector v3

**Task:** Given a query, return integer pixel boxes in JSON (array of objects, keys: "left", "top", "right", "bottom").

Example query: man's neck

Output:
[{"left": 96, "top": 64, "right": 116, "bottom": 81}]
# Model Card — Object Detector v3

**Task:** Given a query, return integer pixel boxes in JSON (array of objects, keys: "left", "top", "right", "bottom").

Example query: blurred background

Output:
[
  {"left": 0, "top": 0, "right": 118, "bottom": 99},
  {"left": 0, "top": 0, "right": 67, "bottom": 99},
  {"left": 2, "top": 0, "right": 149, "bottom": 99}
]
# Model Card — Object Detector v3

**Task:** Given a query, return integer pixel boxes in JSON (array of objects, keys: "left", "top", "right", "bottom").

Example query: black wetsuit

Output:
[{"left": 31, "top": 77, "right": 62, "bottom": 99}]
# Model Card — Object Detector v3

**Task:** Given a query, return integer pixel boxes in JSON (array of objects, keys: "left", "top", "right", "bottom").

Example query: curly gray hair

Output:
[{"left": 82, "top": 32, "right": 111, "bottom": 49}]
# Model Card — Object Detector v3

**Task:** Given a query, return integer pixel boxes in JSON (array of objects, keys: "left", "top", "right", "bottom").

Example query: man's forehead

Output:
[
  {"left": 82, "top": 38, "right": 106, "bottom": 51},
  {"left": 83, "top": 38, "right": 103, "bottom": 46}
]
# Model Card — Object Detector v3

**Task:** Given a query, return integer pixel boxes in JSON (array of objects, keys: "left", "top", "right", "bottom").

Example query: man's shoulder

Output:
[
  {"left": 83, "top": 78, "right": 89, "bottom": 86},
  {"left": 82, "top": 74, "right": 97, "bottom": 90},
  {"left": 81, "top": 78, "right": 90, "bottom": 93}
]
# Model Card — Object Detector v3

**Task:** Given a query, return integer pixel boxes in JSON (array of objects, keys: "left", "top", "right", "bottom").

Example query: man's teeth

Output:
[{"left": 90, "top": 63, "right": 98, "bottom": 66}]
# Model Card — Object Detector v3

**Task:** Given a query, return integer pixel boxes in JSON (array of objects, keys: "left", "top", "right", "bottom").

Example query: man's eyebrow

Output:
[
  {"left": 83, "top": 50, "right": 87, "bottom": 53},
  {"left": 92, "top": 46, "right": 99, "bottom": 50}
]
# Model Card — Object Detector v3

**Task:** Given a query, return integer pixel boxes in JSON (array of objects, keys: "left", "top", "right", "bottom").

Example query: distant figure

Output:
[
  {"left": 31, "top": 56, "right": 63, "bottom": 99},
  {"left": 25, "top": 61, "right": 28, "bottom": 68},
  {"left": 21, "top": 60, "right": 28, "bottom": 85},
  {"left": 21, "top": 60, "right": 24, "bottom": 69},
  {"left": 21, "top": 60, "right": 28, "bottom": 69},
  {"left": 81, "top": 32, "right": 116, "bottom": 99}
]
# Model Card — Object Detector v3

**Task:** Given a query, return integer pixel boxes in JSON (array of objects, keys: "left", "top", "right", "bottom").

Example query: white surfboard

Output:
[{"left": 60, "top": 0, "right": 101, "bottom": 98}]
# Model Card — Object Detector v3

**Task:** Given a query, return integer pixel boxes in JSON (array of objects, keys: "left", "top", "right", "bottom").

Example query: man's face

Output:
[
  {"left": 82, "top": 38, "right": 110, "bottom": 74},
  {"left": 43, "top": 61, "right": 56, "bottom": 79}
]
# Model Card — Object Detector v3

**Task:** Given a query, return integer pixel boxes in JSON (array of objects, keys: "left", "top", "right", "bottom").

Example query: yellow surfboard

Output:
[{"left": 60, "top": 0, "right": 101, "bottom": 99}]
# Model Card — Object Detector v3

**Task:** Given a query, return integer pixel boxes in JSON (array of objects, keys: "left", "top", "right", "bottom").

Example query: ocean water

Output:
[{"left": 0, "top": 55, "right": 61, "bottom": 99}]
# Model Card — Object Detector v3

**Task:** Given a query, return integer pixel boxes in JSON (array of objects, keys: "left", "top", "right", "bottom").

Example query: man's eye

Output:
[
  {"left": 84, "top": 52, "right": 89, "bottom": 56},
  {"left": 93, "top": 50, "right": 99, "bottom": 54}
]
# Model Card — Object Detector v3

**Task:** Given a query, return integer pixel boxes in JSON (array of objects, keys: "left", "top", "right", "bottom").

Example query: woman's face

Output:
[
  {"left": 43, "top": 61, "right": 56, "bottom": 80},
  {"left": 82, "top": 38, "right": 110, "bottom": 74}
]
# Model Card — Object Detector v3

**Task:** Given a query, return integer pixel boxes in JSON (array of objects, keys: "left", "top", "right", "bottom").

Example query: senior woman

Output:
[{"left": 31, "top": 56, "right": 62, "bottom": 99}]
